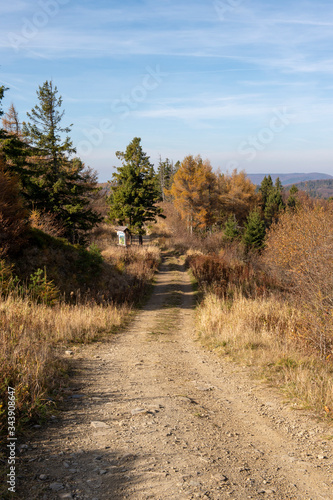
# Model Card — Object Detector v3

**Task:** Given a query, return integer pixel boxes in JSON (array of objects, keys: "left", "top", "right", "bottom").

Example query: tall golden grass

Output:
[
  {"left": 197, "top": 292, "right": 333, "bottom": 415},
  {"left": 0, "top": 291, "right": 130, "bottom": 436}
]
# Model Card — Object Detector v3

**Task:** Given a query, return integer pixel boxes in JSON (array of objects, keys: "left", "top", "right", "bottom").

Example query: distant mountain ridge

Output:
[{"left": 247, "top": 172, "right": 333, "bottom": 186}]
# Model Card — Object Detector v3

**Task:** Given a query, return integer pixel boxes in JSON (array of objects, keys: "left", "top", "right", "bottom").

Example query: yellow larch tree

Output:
[
  {"left": 216, "top": 169, "right": 258, "bottom": 224},
  {"left": 167, "top": 155, "right": 218, "bottom": 234}
]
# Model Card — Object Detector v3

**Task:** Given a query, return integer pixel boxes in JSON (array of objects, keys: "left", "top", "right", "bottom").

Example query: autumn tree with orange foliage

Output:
[
  {"left": 168, "top": 155, "right": 218, "bottom": 234},
  {"left": 2, "top": 103, "right": 21, "bottom": 136},
  {"left": 263, "top": 202, "right": 333, "bottom": 358},
  {"left": 216, "top": 169, "right": 258, "bottom": 224}
]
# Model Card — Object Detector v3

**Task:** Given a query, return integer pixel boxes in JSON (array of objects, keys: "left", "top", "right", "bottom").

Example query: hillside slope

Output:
[
  {"left": 248, "top": 172, "right": 333, "bottom": 186},
  {"left": 285, "top": 178, "right": 333, "bottom": 199}
]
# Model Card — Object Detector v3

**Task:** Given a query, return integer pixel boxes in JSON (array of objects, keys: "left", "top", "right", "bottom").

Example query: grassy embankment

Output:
[{"left": 0, "top": 226, "right": 160, "bottom": 445}]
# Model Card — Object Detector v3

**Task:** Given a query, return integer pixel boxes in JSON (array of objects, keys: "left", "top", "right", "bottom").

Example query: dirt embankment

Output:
[{"left": 17, "top": 252, "right": 332, "bottom": 499}]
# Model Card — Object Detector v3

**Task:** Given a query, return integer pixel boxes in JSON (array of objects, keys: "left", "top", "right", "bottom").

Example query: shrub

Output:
[
  {"left": 186, "top": 253, "right": 272, "bottom": 298},
  {"left": 0, "top": 156, "right": 28, "bottom": 255},
  {"left": 29, "top": 209, "right": 64, "bottom": 238},
  {"left": 263, "top": 203, "right": 333, "bottom": 358}
]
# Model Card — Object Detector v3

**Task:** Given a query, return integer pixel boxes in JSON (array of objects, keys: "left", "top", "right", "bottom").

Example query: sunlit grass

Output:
[{"left": 196, "top": 292, "right": 333, "bottom": 418}]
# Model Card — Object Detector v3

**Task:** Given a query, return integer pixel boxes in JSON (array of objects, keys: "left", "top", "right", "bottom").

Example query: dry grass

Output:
[
  {"left": 0, "top": 295, "right": 131, "bottom": 434},
  {"left": 0, "top": 242, "right": 160, "bottom": 441},
  {"left": 89, "top": 222, "right": 117, "bottom": 250},
  {"left": 102, "top": 244, "right": 160, "bottom": 265},
  {"left": 197, "top": 292, "right": 333, "bottom": 417},
  {"left": 0, "top": 290, "right": 132, "bottom": 500}
]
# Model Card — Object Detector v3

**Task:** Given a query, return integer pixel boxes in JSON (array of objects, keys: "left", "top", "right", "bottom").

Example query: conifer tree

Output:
[
  {"left": 2, "top": 104, "right": 21, "bottom": 135},
  {"left": 0, "top": 88, "right": 38, "bottom": 206},
  {"left": 157, "top": 157, "right": 180, "bottom": 201},
  {"left": 224, "top": 214, "right": 240, "bottom": 241},
  {"left": 259, "top": 175, "right": 273, "bottom": 209},
  {"left": 0, "top": 86, "right": 6, "bottom": 116},
  {"left": 258, "top": 175, "right": 285, "bottom": 227},
  {"left": 21, "top": 81, "right": 101, "bottom": 243},
  {"left": 157, "top": 157, "right": 172, "bottom": 200},
  {"left": 23, "top": 80, "right": 76, "bottom": 179},
  {"left": 263, "top": 177, "right": 285, "bottom": 226},
  {"left": 275, "top": 176, "right": 283, "bottom": 193},
  {"left": 108, "top": 137, "right": 164, "bottom": 243},
  {"left": 242, "top": 209, "right": 266, "bottom": 251},
  {"left": 287, "top": 184, "right": 299, "bottom": 209},
  {"left": 1, "top": 102, "right": 34, "bottom": 192}
]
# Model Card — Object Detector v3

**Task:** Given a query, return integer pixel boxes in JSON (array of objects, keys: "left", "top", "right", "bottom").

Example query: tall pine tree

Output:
[
  {"left": 108, "top": 137, "right": 164, "bottom": 243},
  {"left": 259, "top": 175, "right": 273, "bottom": 209},
  {"left": 22, "top": 81, "right": 101, "bottom": 243}
]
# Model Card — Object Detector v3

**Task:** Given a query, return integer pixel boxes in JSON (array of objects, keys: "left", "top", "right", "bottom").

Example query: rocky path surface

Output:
[{"left": 18, "top": 252, "right": 332, "bottom": 499}]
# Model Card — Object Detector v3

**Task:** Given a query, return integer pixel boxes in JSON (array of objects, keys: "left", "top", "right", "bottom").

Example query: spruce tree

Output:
[
  {"left": 21, "top": 81, "right": 101, "bottom": 243},
  {"left": 108, "top": 137, "right": 164, "bottom": 243},
  {"left": 259, "top": 175, "right": 285, "bottom": 227},
  {"left": 157, "top": 157, "right": 173, "bottom": 200},
  {"left": 1, "top": 102, "right": 37, "bottom": 203},
  {"left": 264, "top": 191, "right": 284, "bottom": 226},
  {"left": 275, "top": 176, "right": 283, "bottom": 193},
  {"left": 287, "top": 184, "right": 299, "bottom": 209},
  {"left": 224, "top": 214, "right": 240, "bottom": 241},
  {"left": 242, "top": 209, "right": 266, "bottom": 251},
  {"left": 259, "top": 175, "right": 273, "bottom": 209},
  {"left": 0, "top": 86, "right": 7, "bottom": 115}
]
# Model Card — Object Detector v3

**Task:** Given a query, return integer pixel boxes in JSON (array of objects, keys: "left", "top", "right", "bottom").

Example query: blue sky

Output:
[{"left": 1, "top": 0, "right": 333, "bottom": 181}]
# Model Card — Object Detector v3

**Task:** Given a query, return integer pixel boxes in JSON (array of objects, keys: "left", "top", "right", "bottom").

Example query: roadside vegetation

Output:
[{"left": 153, "top": 164, "right": 333, "bottom": 420}]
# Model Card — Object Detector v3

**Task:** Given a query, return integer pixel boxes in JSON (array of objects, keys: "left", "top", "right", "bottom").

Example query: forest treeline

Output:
[
  {"left": 286, "top": 178, "right": 333, "bottom": 199},
  {"left": 0, "top": 80, "right": 329, "bottom": 256}
]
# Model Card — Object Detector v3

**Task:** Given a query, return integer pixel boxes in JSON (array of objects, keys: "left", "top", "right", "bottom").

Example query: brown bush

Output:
[
  {"left": 263, "top": 203, "right": 333, "bottom": 357},
  {"left": 0, "top": 156, "right": 28, "bottom": 254},
  {"left": 29, "top": 209, "right": 64, "bottom": 237},
  {"left": 186, "top": 253, "right": 272, "bottom": 298}
]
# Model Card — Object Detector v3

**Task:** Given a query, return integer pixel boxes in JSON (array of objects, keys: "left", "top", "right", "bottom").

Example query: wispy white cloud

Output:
[{"left": 2, "top": 0, "right": 333, "bottom": 178}]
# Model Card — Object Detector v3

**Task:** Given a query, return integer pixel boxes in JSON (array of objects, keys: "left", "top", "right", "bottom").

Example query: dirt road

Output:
[{"left": 18, "top": 252, "right": 332, "bottom": 499}]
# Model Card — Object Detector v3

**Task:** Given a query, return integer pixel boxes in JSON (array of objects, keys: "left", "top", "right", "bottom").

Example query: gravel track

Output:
[{"left": 18, "top": 252, "right": 333, "bottom": 499}]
